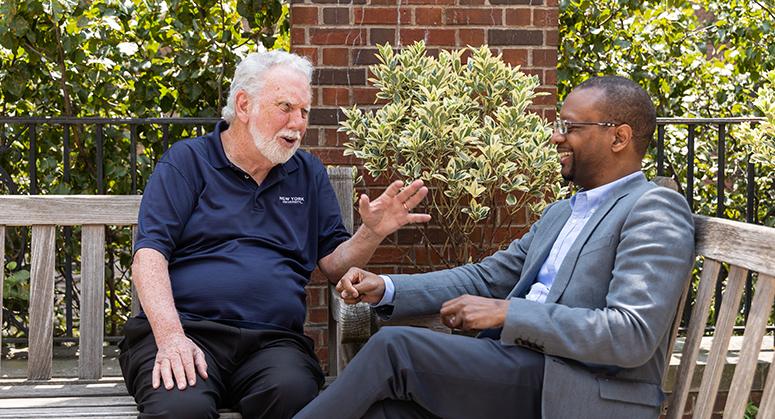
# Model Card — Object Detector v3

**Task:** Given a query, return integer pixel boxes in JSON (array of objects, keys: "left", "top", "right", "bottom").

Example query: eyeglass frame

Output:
[{"left": 553, "top": 119, "right": 619, "bottom": 135}]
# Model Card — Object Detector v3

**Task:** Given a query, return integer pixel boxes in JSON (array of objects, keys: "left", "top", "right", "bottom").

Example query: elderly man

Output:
[
  {"left": 295, "top": 76, "right": 695, "bottom": 419},
  {"left": 118, "top": 51, "right": 430, "bottom": 419}
]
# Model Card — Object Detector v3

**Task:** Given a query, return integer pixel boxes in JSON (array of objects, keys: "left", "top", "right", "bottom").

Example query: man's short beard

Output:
[{"left": 249, "top": 122, "right": 300, "bottom": 165}]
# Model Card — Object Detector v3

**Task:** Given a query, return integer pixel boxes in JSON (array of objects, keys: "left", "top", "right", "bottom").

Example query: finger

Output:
[
  {"left": 338, "top": 270, "right": 361, "bottom": 299},
  {"left": 181, "top": 349, "right": 197, "bottom": 386},
  {"left": 402, "top": 185, "right": 429, "bottom": 210},
  {"left": 395, "top": 179, "right": 424, "bottom": 203},
  {"left": 152, "top": 361, "right": 161, "bottom": 389},
  {"left": 383, "top": 180, "right": 404, "bottom": 198},
  {"left": 440, "top": 296, "right": 464, "bottom": 314},
  {"left": 358, "top": 194, "right": 371, "bottom": 216},
  {"left": 194, "top": 348, "right": 208, "bottom": 380},
  {"left": 160, "top": 358, "right": 175, "bottom": 390},
  {"left": 406, "top": 213, "right": 432, "bottom": 224},
  {"left": 170, "top": 355, "right": 188, "bottom": 390}
]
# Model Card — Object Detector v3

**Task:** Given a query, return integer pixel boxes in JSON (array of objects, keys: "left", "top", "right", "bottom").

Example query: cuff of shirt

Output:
[{"left": 373, "top": 275, "right": 395, "bottom": 307}]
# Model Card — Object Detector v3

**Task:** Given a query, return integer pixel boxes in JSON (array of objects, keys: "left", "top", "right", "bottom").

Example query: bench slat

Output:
[
  {"left": 665, "top": 258, "right": 722, "bottom": 419},
  {"left": 0, "top": 380, "right": 128, "bottom": 398},
  {"left": 695, "top": 215, "right": 775, "bottom": 277},
  {"left": 724, "top": 273, "right": 775, "bottom": 418},
  {"left": 0, "top": 395, "right": 136, "bottom": 408},
  {"left": 694, "top": 265, "right": 748, "bottom": 419},
  {"left": 0, "top": 196, "right": 141, "bottom": 226},
  {"left": 28, "top": 225, "right": 56, "bottom": 380},
  {"left": 0, "top": 225, "right": 4, "bottom": 375},
  {"left": 759, "top": 339, "right": 775, "bottom": 419},
  {"left": 79, "top": 225, "right": 105, "bottom": 380}
]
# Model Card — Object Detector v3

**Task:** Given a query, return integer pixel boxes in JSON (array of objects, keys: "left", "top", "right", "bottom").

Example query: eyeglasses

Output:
[{"left": 553, "top": 119, "right": 618, "bottom": 135}]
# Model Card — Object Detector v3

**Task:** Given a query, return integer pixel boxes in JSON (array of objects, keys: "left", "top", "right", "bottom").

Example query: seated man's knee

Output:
[
  {"left": 240, "top": 374, "right": 319, "bottom": 418},
  {"left": 139, "top": 387, "right": 218, "bottom": 419}
]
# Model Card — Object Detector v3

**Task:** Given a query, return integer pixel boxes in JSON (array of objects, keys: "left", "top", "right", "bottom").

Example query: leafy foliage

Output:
[{"left": 341, "top": 42, "right": 566, "bottom": 269}]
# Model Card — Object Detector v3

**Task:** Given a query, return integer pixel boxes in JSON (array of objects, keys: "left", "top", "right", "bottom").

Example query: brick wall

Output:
[{"left": 292, "top": 0, "right": 560, "bottom": 373}]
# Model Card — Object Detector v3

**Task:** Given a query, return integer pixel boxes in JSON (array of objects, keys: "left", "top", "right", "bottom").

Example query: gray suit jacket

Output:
[{"left": 382, "top": 174, "right": 695, "bottom": 419}]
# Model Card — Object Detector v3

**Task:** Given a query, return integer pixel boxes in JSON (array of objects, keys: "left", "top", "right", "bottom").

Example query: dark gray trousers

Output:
[
  {"left": 295, "top": 326, "right": 544, "bottom": 419},
  {"left": 119, "top": 317, "right": 323, "bottom": 419}
]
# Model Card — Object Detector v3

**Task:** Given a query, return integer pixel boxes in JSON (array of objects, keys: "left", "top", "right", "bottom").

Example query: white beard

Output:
[{"left": 249, "top": 123, "right": 301, "bottom": 165}]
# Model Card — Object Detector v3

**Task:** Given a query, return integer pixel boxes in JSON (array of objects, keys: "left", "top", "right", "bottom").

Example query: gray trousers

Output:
[{"left": 295, "top": 326, "right": 544, "bottom": 419}]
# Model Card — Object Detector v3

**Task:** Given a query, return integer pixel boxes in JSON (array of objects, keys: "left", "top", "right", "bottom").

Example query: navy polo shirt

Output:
[{"left": 134, "top": 121, "right": 350, "bottom": 333}]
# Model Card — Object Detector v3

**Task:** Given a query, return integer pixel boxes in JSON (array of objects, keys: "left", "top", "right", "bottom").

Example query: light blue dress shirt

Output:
[{"left": 375, "top": 171, "right": 646, "bottom": 307}]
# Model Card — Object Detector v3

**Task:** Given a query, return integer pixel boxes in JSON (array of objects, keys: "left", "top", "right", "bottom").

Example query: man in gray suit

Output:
[{"left": 295, "top": 76, "right": 695, "bottom": 419}]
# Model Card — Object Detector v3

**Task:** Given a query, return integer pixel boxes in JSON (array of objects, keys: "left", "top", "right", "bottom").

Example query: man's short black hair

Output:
[{"left": 575, "top": 76, "right": 656, "bottom": 156}]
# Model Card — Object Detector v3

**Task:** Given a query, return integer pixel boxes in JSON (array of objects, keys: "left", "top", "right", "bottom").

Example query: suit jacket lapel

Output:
[
  {"left": 544, "top": 175, "right": 647, "bottom": 303},
  {"left": 507, "top": 203, "right": 571, "bottom": 299}
]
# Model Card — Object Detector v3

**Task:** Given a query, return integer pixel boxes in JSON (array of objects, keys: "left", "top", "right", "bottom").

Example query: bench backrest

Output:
[
  {"left": 0, "top": 166, "right": 354, "bottom": 381},
  {"left": 665, "top": 216, "right": 775, "bottom": 419}
]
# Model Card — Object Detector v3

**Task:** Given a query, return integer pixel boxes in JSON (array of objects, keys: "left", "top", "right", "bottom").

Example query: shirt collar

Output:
[
  {"left": 570, "top": 171, "right": 645, "bottom": 214},
  {"left": 206, "top": 120, "right": 299, "bottom": 174}
]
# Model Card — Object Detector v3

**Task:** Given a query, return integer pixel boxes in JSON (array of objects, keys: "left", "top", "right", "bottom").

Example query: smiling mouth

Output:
[{"left": 558, "top": 151, "right": 573, "bottom": 163}]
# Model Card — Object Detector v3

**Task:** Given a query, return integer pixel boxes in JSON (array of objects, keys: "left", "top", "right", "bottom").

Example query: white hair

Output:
[{"left": 221, "top": 51, "right": 313, "bottom": 123}]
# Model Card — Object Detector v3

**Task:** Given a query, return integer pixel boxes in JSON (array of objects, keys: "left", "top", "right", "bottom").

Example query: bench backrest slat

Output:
[
  {"left": 665, "top": 259, "right": 721, "bottom": 419},
  {"left": 723, "top": 273, "right": 775, "bottom": 418},
  {"left": 759, "top": 350, "right": 775, "bottom": 418},
  {"left": 79, "top": 225, "right": 106, "bottom": 379},
  {"left": 0, "top": 196, "right": 141, "bottom": 226},
  {"left": 666, "top": 215, "right": 775, "bottom": 419},
  {"left": 0, "top": 225, "right": 4, "bottom": 373},
  {"left": 693, "top": 265, "right": 748, "bottom": 419},
  {"left": 28, "top": 225, "right": 56, "bottom": 380}
]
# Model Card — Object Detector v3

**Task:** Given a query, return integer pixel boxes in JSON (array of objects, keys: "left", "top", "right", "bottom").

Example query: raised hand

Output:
[
  {"left": 152, "top": 332, "right": 208, "bottom": 391},
  {"left": 359, "top": 179, "right": 431, "bottom": 239},
  {"left": 440, "top": 295, "right": 510, "bottom": 331},
  {"left": 336, "top": 267, "right": 386, "bottom": 305}
]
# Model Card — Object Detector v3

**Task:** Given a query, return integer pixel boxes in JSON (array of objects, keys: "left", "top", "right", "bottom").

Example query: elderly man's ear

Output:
[{"left": 235, "top": 91, "right": 252, "bottom": 123}]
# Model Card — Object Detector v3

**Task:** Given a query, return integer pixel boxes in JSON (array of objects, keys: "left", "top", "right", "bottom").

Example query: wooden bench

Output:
[
  {"left": 0, "top": 167, "right": 353, "bottom": 418},
  {"left": 329, "top": 212, "right": 775, "bottom": 418}
]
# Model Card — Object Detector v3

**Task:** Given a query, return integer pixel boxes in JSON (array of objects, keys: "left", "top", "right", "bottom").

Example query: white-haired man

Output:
[{"left": 119, "top": 51, "right": 431, "bottom": 419}]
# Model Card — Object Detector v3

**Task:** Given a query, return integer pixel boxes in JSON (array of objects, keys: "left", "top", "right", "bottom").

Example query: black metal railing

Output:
[{"left": 0, "top": 116, "right": 771, "bottom": 341}]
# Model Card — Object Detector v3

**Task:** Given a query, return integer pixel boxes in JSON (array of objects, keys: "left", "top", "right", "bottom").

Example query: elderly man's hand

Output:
[
  {"left": 336, "top": 267, "right": 386, "bottom": 305},
  {"left": 440, "top": 295, "right": 510, "bottom": 331},
  {"left": 153, "top": 332, "right": 208, "bottom": 391},
  {"left": 359, "top": 179, "right": 431, "bottom": 239}
]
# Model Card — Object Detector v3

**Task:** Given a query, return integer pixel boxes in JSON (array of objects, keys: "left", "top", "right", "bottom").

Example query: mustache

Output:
[{"left": 278, "top": 130, "right": 302, "bottom": 141}]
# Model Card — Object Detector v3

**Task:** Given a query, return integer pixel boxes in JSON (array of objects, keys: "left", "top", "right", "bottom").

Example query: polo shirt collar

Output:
[{"left": 206, "top": 120, "right": 299, "bottom": 174}]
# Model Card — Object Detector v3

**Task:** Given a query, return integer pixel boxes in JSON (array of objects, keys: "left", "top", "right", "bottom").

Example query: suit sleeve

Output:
[
  {"left": 382, "top": 204, "right": 552, "bottom": 319},
  {"left": 500, "top": 188, "right": 694, "bottom": 368}
]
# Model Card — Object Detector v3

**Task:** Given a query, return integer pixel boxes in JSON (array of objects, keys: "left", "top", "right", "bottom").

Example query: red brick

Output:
[
  {"left": 306, "top": 285, "right": 328, "bottom": 307},
  {"left": 292, "top": 6, "right": 319, "bottom": 25},
  {"left": 532, "top": 48, "right": 557, "bottom": 67},
  {"left": 546, "top": 0, "right": 558, "bottom": 7},
  {"left": 399, "top": 28, "right": 456, "bottom": 46},
  {"left": 323, "top": 7, "right": 350, "bottom": 25},
  {"left": 459, "top": 0, "right": 485, "bottom": 4},
  {"left": 312, "top": 148, "right": 358, "bottom": 165},
  {"left": 293, "top": 47, "right": 319, "bottom": 65},
  {"left": 354, "top": 7, "right": 411, "bottom": 25},
  {"left": 309, "top": 268, "right": 328, "bottom": 284},
  {"left": 405, "top": 0, "right": 455, "bottom": 4},
  {"left": 505, "top": 8, "right": 532, "bottom": 26},
  {"left": 353, "top": 87, "right": 381, "bottom": 105},
  {"left": 446, "top": 8, "right": 503, "bottom": 25},
  {"left": 306, "top": 306, "right": 328, "bottom": 324},
  {"left": 291, "top": 27, "right": 306, "bottom": 45},
  {"left": 322, "top": 47, "right": 349, "bottom": 65},
  {"left": 321, "top": 128, "right": 351, "bottom": 146},
  {"left": 370, "top": 28, "right": 396, "bottom": 45},
  {"left": 322, "top": 87, "right": 350, "bottom": 105},
  {"left": 310, "top": 28, "right": 367, "bottom": 45},
  {"left": 501, "top": 48, "right": 529, "bottom": 66},
  {"left": 543, "top": 108, "right": 557, "bottom": 122},
  {"left": 544, "top": 68, "right": 557, "bottom": 85},
  {"left": 370, "top": 247, "right": 408, "bottom": 264},
  {"left": 533, "top": 86, "right": 557, "bottom": 106},
  {"left": 415, "top": 8, "right": 444, "bottom": 25},
  {"left": 546, "top": 29, "right": 559, "bottom": 46},
  {"left": 459, "top": 29, "right": 485, "bottom": 46},
  {"left": 370, "top": 0, "right": 398, "bottom": 4},
  {"left": 489, "top": 29, "right": 543, "bottom": 46},
  {"left": 533, "top": 8, "right": 559, "bottom": 26}
]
